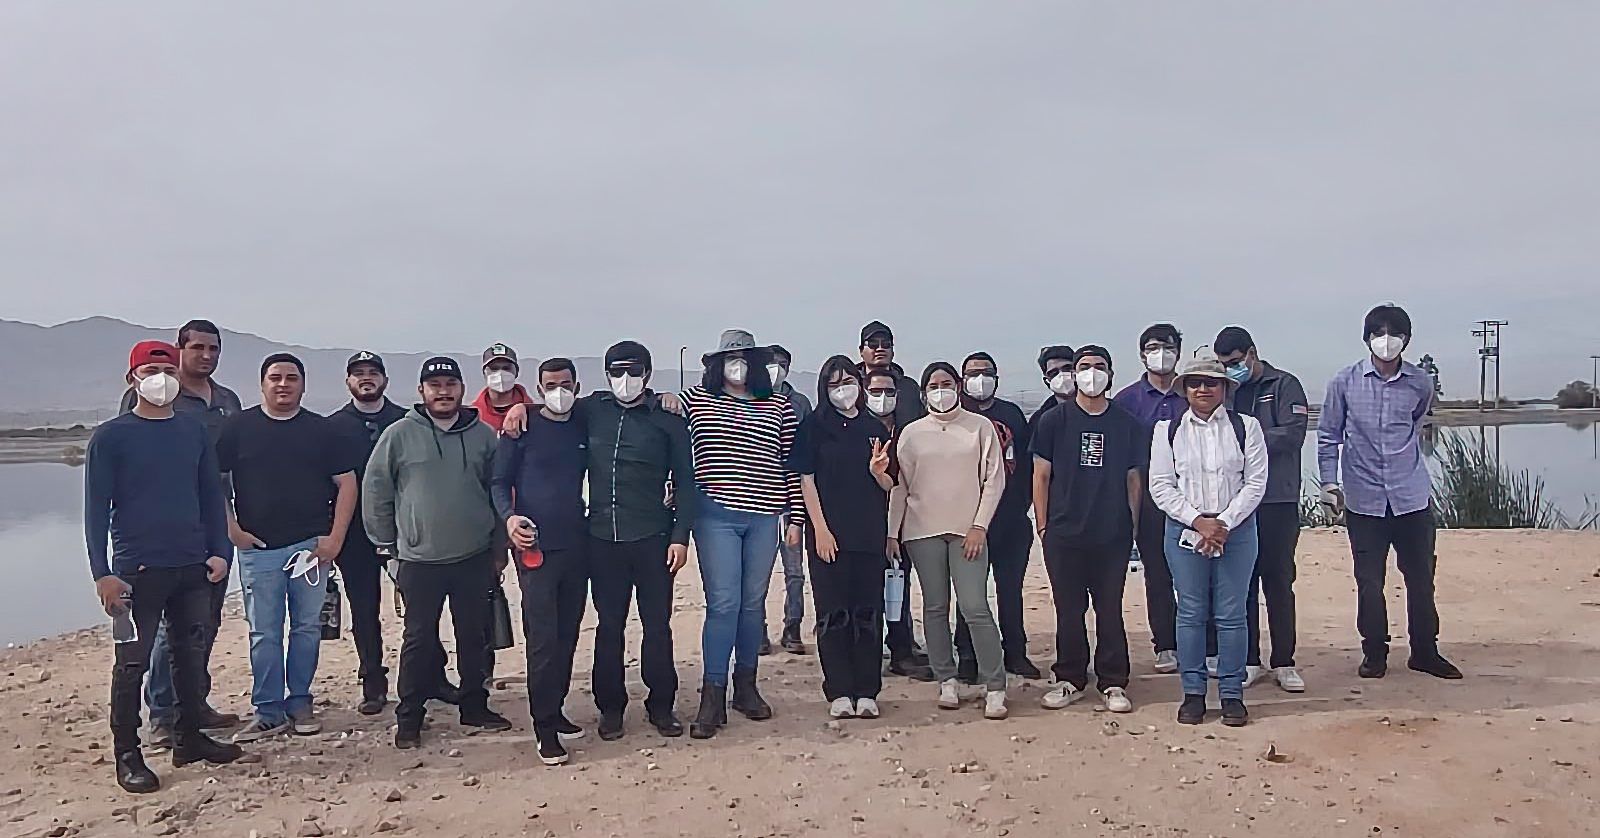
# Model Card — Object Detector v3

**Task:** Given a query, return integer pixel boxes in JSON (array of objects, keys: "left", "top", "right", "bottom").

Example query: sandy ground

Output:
[{"left": 1, "top": 529, "right": 1597, "bottom": 838}]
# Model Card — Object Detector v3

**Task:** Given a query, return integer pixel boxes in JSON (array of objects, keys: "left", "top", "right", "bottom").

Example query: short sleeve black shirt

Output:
[
  {"left": 1032, "top": 400, "right": 1147, "bottom": 546},
  {"left": 218, "top": 407, "right": 358, "bottom": 549}
]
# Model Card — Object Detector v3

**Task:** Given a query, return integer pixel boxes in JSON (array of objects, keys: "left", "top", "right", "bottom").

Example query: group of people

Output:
[{"left": 84, "top": 305, "right": 1461, "bottom": 794}]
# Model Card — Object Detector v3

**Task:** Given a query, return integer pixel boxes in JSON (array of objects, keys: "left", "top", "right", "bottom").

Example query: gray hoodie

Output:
[{"left": 362, "top": 406, "right": 501, "bottom": 564}]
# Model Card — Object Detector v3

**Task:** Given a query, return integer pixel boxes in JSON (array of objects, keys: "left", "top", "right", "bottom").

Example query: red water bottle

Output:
[{"left": 514, "top": 518, "right": 543, "bottom": 569}]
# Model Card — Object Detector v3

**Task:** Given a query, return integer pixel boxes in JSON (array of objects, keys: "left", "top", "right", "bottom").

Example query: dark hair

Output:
[
  {"left": 919, "top": 361, "right": 960, "bottom": 391},
  {"left": 1214, "top": 326, "right": 1255, "bottom": 357},
  {"left": 177, "top": 319, "right": 221, "bottom": 349},
  {"left": 1363, "top": 304, "right": 1412, "bottom": 340},
  {"left": 770, "top": 344, "right": 792, "bottom": 367},
  {"left": 864, "top": 368, "right": 898, "bottom": 390},
  {"left": 1139, "top": 323, "right": 1182, "bottom": 351},
  {"left": 260, "top": 352, "right": 305, "bottom": 380},
  {"left": 702, "top": 347, "right": 775, "bottom": 398},
  {"left": 538, "top": 357, "right": 578, "bottom": 381},
  {"left": 962, "top": 351, "right": 997, "bottom": 374},
  {"left": 816, "top": 355, "right": 863, "bottom": 410},
  {"left": 1037, "top": 345, "right": 1076, "bottom": 374},
  {"left": 1074, "top": 344, "right": 1113, "bottom": 372}
]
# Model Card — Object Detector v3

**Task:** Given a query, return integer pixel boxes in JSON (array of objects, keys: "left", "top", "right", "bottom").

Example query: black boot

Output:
[
  {"left": 780, "top": 624, "right": 807, "bottom": 654},
  {"left": 171, "top": 730, "right": 243, "bottom": 767},
  {"left": 690, "top": 682, "right": 728, "bottom": 740},
  {"left": 116, "top": 750, "right": 160, "bottom": 794},
  {"left": 358, "top": 676, "right": 389, "bottom": 716},
  {"left": 649, "top": 709, "right": 685, "bottom": 738},
  {"left": 730, "top": 669, "right": 773, "bottom": 721}
]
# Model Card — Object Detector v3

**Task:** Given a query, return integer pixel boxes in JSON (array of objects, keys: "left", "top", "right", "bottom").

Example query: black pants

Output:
[
  {"left": 811, "top": 550, "right": 885, "bottom": 701},
  {"left": 335, "top": 532, "right": 387, "bottom": 697},
  {"left": 1135, "top": 489, "right": 1178, "bottom": 654},
  {"left": 955, "top": 518, "right": 1033, "bottom": 665},
  {"left": 1248, "top": 502, "right": 1300, "bottom": 668},
  {"left": 111, "top": 564, "right": 212, "bottom": 753},
  {"left": 394, "top": 551, "right": 494, "bottom": 731},
  {"left": 517, "top": 545, "right": 589, "bottom": 728},
  {"left": 1347, "top": 507, "right": 1440, "bottom": 659},
  {"left": 590, "top": 535, "right": 678, "bottom": 716},
  {"left": 1043, "top": 536, "right": 1131, "bottom": 690}
]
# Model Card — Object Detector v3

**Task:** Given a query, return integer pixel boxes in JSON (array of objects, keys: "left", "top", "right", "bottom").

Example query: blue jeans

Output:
[
  {"left": 1165, "top": 516, "right": 1258, "bottom": 700},
  {"left": 778, "top": 530, "right": 806, "bottom": 630},
  {"left": 695, "top": 498, "right": 782, "bottom": 686},
  {"left": 239, "top": 538, "right": 325, "bottom": 724}
]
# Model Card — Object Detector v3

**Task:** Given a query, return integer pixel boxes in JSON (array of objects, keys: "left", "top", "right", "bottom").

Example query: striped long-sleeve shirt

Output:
[{"left": 680, "top": 386, "right": 804, "bottom": 525}]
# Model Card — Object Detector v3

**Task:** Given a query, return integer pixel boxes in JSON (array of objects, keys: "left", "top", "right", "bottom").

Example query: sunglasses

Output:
[
  {"left": 1184, "top": 378, "right": 1223, "bottom": 391},
  {"left": 864, "top": 339, "right": 894, "bottom": 350}
]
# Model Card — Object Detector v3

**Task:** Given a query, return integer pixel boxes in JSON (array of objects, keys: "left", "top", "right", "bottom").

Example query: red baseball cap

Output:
[{"left": 129, "top": 340, "right": 180, "bottom": 373}]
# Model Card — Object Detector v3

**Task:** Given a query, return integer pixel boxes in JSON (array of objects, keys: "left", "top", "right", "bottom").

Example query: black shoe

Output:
[
  {"left": 758, "top": 636, "right": 774, "bottom": 656},
  {"left": 907, "top": 648, "right": 930, "bottom": 667},
  {"left": 358, "top": 695, "right": 388, "bottom": 716},
  {"left": 147, "top": 723, "right": 175, "bottom": 751},
  {"left": 1176, "top": 695, "right": 1207, "bottom": 725},
  {"left": 955, "top": 658, "right": 980, "bottom": 686},
  {"left": 116, "top": 751, "right": 160, "bottom": 794},
  {"left": 1358, "top": 655, "right": 1388, "bottom": 679},
  {"left": 888, "top": 658, "right": 936, "bottom": 682},
  {"left": 554, "top": 715, "right": 584, "bottom": 740},
  {"left": 432, "top": 680, "right": 463, "bottom": 705},
  {"left": 1005, "top": 657, "right": 1044, "bottom": 680},
  {"left": 195, "top": 705, "right": 241, "bottom": 731},
  {"left": 690, "top": 683, "right": 728, "bottom": 740},
  {"left": 395, "top": 727, "right": 422, "bottom": 749},
  {"left": 536, "top": 727, "right": 570, "bottom": 766},
  {"left": 172, "top": 731, "right": 244, "bottom": 767},
  {"left": 1408, "top": 654, "right": 1463, "bottom": 680},
  {"left": 460, "top": 708, "right": 513, "bottom": 732},
  {"left": 780, "top": 624, "right": 807, "bottom": 654},
  {"left": 730, "top": 669, "right": 773, "bottom": 721},
  {"left": 649, "top": 710, "right": 685, "bottom": 738},
  {"left": 1221, "top": 698, "right": 1249, "bottom": 727},
  {"left": 597, "top": 712, "right": 625, "bottom": 741}
]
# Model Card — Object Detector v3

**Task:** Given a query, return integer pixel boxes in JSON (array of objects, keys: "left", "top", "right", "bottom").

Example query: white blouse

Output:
[{"left": 1149, "top": 407, "right": 1269, "bottom": 530}]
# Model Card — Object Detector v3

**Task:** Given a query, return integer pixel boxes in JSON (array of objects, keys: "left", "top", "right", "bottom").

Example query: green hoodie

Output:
[{"left": 362, "top": 406, "right": 501, "bottom": 564}]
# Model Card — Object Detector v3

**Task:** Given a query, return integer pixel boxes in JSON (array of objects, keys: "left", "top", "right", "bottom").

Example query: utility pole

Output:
[
  {"left": 679, "top": 346, "right": 688, "bottom": 391},
  {"left": 1591, "top": 354, "right": 1600, "bottom": 408},
  {"left": 1471, "top": 320, "right": 1508, "bottom": 408}
]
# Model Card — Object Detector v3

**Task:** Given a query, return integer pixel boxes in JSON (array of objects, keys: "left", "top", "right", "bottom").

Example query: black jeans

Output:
[
  {"left": 335, "top": 532, "right": 388, "bottom": 697},
  {"left": 517, "top": 545, "right": 588, "bottom": 728},
  {"left": 590, "top": 535, "right": 678, "bottom": 716},
  {"left": 1043, "top": 535, "right": 1131, "bottom": 690},
  {"left": 394, "top": 551, "right": 494, "bottom": 730},
  {"left": 1135, "top": 489, "right": 1178, "bottom": 654},
  {"left": 1347, "top": 507, "right": 1440, "bottom": 659},
  {"left": 1248, "top": 502, "right": 1301, "bottom": 668},
  {"left": 811, "top": 549, "right": 886, "bottom": 701},
  {"left": 145, "top": 575, "right": 226, "bottom": 727},
  {"left": 955, "top": 518, "right": 1033, "bottom": 664},
  {"left": 111, "top": 564, "right": 213, "bottom": 753}
]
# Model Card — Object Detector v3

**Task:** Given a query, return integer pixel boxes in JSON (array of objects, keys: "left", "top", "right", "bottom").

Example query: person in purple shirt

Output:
[
  {"left": 1319, "top": 304, "right": 1461, "bottom": 681},
  {"left": 1112, "top": 323, "right": 1189, "bottom": 674}
]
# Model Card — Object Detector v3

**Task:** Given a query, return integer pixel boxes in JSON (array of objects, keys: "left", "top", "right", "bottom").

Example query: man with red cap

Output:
[{"left": 85, "top": 342, "right": 244, "bottom": 793}]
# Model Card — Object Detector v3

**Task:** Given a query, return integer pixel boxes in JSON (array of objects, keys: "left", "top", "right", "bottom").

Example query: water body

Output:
[{"left": 1, "top": 425, "right": 1595, "bottom": 645}]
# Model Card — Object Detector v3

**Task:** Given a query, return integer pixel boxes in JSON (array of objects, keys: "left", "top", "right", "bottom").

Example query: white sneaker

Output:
[
  {"left": 1154, "top": 650, "right": 1178, "bottom": 674},
  {"left": 1275, "top": 667, "right": 1306, "bottom": 693},
  {"left": 289, "top": 708, "right": 321, "bottom": 736},
  {"left": 854, "top": 698, "right": 880, "bottom": 719},
  {"left": 1243, "top": 665, "right": 1267, "bottom": 689},
  {"left": 1103, "top": 687, "right": 1133, "bottom": 713},
  {"left": 1040, "top": 681, "right": 1084, "bottom": 710},
  {"left": 937, "top": 679, "right": 962, "bottom": 710},
  {"left": 233, "top": 715, "right": 292, "bottom": 743},
  {"left": 983, "top": 690, "right": 1009, "bottom": 720},
  {"left": 1206, "top": 656, "right": 1219, "bottom": 678},
  {"left": 829, "top": 697, "right": 856, "bottom": 719}
]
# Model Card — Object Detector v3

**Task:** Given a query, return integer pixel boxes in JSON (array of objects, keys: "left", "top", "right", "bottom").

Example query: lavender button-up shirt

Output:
[
  {"left": 1114, "top": 375, "right": 1189, "bottom": 462},
  {"left": 1317, "top": 358, "right": 1434, "bottom": 517}
]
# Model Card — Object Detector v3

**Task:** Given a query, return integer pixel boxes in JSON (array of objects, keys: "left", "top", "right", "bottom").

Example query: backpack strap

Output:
[{"left": 1166, "top": 409, "right": 1247, "bottom": 454}]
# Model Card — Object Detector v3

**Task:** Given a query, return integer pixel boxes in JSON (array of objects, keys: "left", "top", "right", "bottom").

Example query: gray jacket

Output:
[{"left": 1229, "top": 361, "right": 1309, "bottom": 505}]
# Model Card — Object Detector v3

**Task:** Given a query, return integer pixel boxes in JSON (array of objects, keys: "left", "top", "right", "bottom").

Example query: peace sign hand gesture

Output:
[{"left": 868, "top": 438, "right": 891, "bottom": 479}]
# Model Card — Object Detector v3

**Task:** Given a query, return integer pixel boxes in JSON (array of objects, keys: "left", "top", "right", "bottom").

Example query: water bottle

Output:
[
  {"left": 320, "top": 572, "right": 342, "bottom": 641},
  {"left": 111, "top": 593, "right": 137, "bottom": 644},
  {"left": 884, "top": 562, "right": 906, "bottom": 622}
]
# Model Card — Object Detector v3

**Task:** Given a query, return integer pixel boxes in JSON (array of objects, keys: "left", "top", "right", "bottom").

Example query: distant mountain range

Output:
[{"left": 2, "top": 317, "right": 798, "bottom": 427}]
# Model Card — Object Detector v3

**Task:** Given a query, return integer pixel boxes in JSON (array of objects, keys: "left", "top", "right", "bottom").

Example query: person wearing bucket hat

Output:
[
  {"left": 1148, "top": 348, "right": 1268, "bottom": 727},
  {"left": 678, "top": 330, "right": 804, "bottom": 738}
]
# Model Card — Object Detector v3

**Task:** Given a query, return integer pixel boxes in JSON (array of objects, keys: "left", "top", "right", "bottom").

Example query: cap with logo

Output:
[
  {"left": 129, "top": 340, "right": 180, "bottom": 372},
  {"left": 482, "top": 343, "right": 519, "bottom": 371},
  {"left": 420, "top": 356, "right": 464, "bottom": 383},
  {"left": 346, "top": 351, "right": 386, "bottom": 375}
]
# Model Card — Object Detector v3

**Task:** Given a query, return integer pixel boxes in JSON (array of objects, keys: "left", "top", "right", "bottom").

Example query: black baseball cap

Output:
[
  {"left": 346, "top": 351, "right": 385, "bottom": 375},
  {"left": 604, "top": 340, "right": 652, "bottom": 372},
  {"left": 860, "top": 321, "right": 894, "bottom": 346},
  {"left": 420, "top": 356, "right": 463, "bottom": 383}
]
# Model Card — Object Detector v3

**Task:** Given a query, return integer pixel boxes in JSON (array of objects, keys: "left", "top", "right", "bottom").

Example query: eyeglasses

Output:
[
  {"left": 1184, "top": 378, "right": 1223, "bottom": 391},
  {"left": 864, "top": 339, "right": 893, "bottom": 351}
]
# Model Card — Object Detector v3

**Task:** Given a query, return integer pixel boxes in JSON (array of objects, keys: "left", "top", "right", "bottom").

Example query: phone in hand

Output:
[{"left": 1178, "top": 528, "right": 1203, "bottom": 552}]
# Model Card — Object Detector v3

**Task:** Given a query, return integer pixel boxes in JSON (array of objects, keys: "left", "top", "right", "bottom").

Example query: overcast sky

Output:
[{"left": 1, "top": 3, "right": 1595, "bottom": 398}]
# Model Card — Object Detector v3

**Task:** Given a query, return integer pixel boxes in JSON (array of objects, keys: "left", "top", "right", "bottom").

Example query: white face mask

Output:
[
  {"left": 283, "top": 549, "right": 322, "bottom": 588},
  {"left": 828, "top": 383, "right": 860, "bottom": 411},
  {"left": 1143, "top": 349, "right": 1178, "bottom": 375},
  {"left": 963, "top": 375, "right": 997, "bottom": 401},
  {"left": 1048, "top": 371, "right": 1076, "bottom": 397},
  {"left": 767, "top": 363, "right": 787, "bottom": 388},
  {"left": 485, "top": 369, "right": 517, "bottom": 394},
  {"left": 1075, "top": 368, "right": 1111, "bottom": 398},
  {"left": 608, "top": 373, "right": 646, "bottom": 403},
  {"left": 542, "top": 387, "right": 575, "bottom": 415},
  {"left": 1369, "top": 334, "right": 1406, "bottom": 363},
  {"left": 925, "top": 388, "right": 958, "bottom": 414},
  {"left": 136, "top": 372, "right": 181, "bottom": 407},
  {"left": 723, "top": 358, "right": 748, "bottom": 385},
  {"left": 866, "top": 392, "right": 898, "bottom": 416}
]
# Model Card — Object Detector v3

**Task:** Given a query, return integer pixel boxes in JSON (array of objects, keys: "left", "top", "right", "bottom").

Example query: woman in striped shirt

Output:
[{"left": 681, "top": 330, "right": 803, "bottom": 740}]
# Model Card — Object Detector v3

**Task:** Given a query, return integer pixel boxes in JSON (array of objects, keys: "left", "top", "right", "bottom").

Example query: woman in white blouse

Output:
[{"left": 1149, "top": 350, "right": 1268, "bottom": 727}]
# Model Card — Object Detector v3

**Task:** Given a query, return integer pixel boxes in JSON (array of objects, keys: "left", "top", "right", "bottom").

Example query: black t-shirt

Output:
[
  {"left": 969, "top": 398, "right": 1032, "bottom": 526},
  {"left": 787, "top": 409, "right": 890, "bottom": 554},
  {"left": 218, "top": 407, "right": 357, "bottom": 549},
  {"left": 1032, "top": 399, "right": 1147, "bottom": 547}
]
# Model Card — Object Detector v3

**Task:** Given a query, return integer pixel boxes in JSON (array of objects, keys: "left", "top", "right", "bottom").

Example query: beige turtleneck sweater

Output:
[{"left": 888, "top": 407, "right": 1006, "bottom": 542}]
